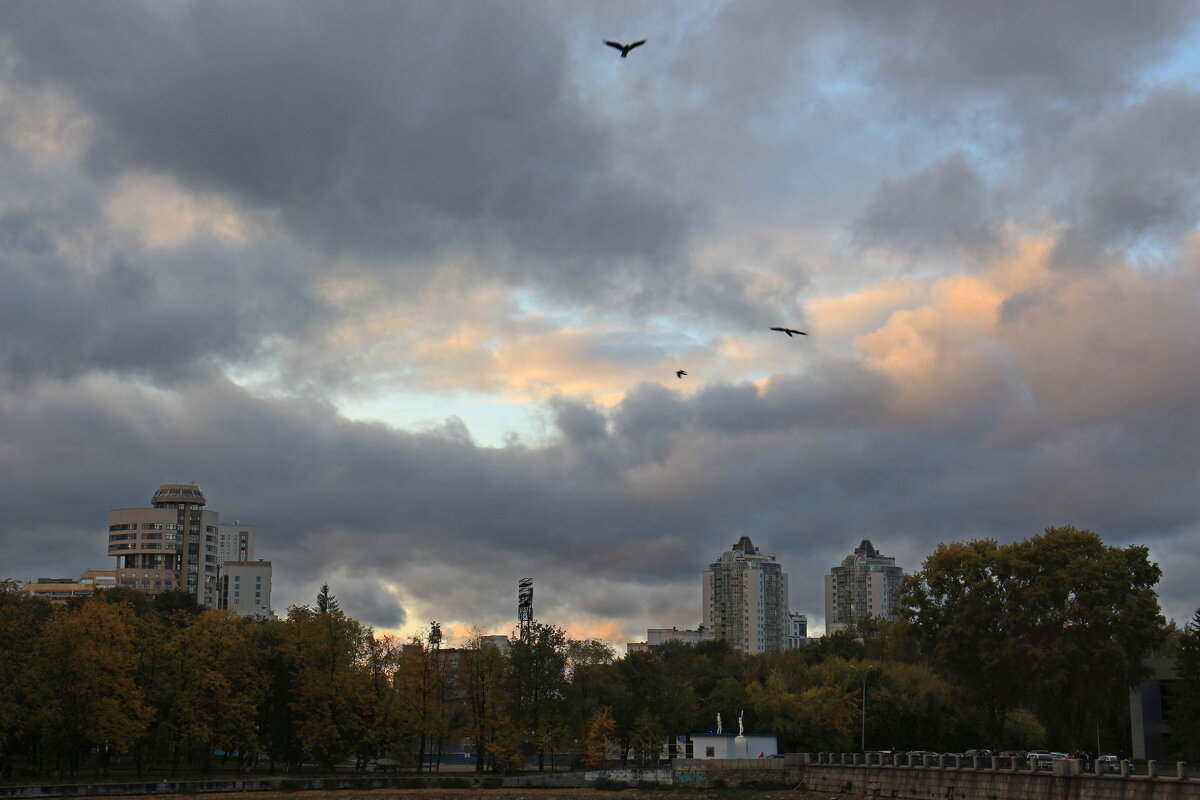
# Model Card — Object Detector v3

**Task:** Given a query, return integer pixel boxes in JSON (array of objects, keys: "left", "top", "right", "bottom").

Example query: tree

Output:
[
  {"left": 396, "top": 628, "right": 451, "bottom": 773},
  {"left": 628, "top": 710, "right": 663, "bottom": 764},
  {"left": 279, "top": 587, "right": 371, "bottom": 771},
  {"left": 1170, "top": 609, "right": 1200, "bottom": 760},
  {"left": 31, "top": 597, "right": 152, "bottom": 777},
  {"left": 460, "top": 629, "right": 511, "bottom": 772},
  {"left": 581, "top": 707, "right": 616, "bottom": 768},
  {"left": 353, "top": 634, "right": 405, "bottom": 772},
  {"left": 902, "top": 527, "right": 1165, "bottom": 746},
  {"left": 0, "top": 581, "right": 51, "bottom": 778},
  {"left": 506, "top": 622, "right": 568, "bottom": 771}
]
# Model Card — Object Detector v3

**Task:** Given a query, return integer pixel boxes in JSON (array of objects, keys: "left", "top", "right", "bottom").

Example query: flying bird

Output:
[
  {"left": 605, "top": 39, "right": 647, "bottom": 58},
  {"left": 770, "top": 327, "right": 808, "bottom": 337},
  {"left": 676, "top": 370, "right": 688, "bottom": 379}
]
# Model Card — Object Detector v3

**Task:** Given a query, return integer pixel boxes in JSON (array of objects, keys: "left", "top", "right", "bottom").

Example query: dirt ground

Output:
[{"left": 91, "top": 789, "right": 842, "bottom": 800}]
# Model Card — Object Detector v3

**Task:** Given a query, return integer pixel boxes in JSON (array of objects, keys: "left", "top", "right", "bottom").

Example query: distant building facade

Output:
[
  {"left": 703, "top": 535, "right": 790, "bottom": 653},
  {"left": 824, "top": 539, "right": 904, "bottom": 634},
  {"left": 1130, "top": 658, "right": 1178, "bottom": 760}
]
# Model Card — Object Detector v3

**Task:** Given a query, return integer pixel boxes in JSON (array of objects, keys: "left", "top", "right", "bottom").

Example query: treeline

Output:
[{"left": 1, "top": 526, "right": 1197, "bottom": 779}]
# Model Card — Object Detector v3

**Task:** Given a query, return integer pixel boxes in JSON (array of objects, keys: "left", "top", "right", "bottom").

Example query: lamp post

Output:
[{"left": 853, "top": 665, "right": 875, "bottom": 752}]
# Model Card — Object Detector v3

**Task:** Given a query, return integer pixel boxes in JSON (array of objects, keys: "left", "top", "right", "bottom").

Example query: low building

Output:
[
  {"left": 689, "top": 733, "right": 779, "bottom": 759},
  {"left": 627, "top": 626, "right": 719, "bottom": 654},
  {"left": 21, "top": 570, "right": 116, "bottom": 603}
]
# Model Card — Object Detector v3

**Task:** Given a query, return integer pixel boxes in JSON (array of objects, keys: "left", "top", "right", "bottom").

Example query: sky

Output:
[{"left": 2, "top": 0, "right": 1200, "bottom": 645}]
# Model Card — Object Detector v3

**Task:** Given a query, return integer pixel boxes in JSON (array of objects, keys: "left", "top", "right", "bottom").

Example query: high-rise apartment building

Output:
[
  {"left": 823, "top": 539, "right": 904, "bottom": 634},
  {"left": 702, "top": 535, "right": 790, "bottom": 653},
  {"left": 107, "top": 483, "right": 231, "bottom": 607}
]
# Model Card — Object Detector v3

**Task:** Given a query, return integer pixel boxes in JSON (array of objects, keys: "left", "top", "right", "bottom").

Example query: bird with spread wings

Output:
[
  {"left": 770, "top": 327, "right": 807, "bottom": 337},
  {"left": 605, "top": 39, "right": 646, "bottom": 58}
]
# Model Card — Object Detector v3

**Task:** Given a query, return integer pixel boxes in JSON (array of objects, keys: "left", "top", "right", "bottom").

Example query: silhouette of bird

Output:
[
  {"left": 605, "top": 39, "right": 647, "bottom": 58},
  {"left": 770, "top": 327, "right": 808, "bottom": 337},
  {"left": 676, "top": 370, "right": 687, "bottom": 379}
]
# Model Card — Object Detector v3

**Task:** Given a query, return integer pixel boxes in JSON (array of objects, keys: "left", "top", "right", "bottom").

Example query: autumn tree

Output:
[
  {"left": 353, "top": 634, "right": 405, "bottom": 771},
  {"left": 581, "top": 707, "right": 616, "bottom": 768},
  {"left": 396, "top": 626, "right": 452, "bottom": 772},
  {"left": 151, "top": 610, "right": 266, "bottom": 774},
  {"left": 31, "top": 597, "right": 152, "bottom": 777},
  {"left": 459, "top": 629, "right": 511, "bottom": 772}
]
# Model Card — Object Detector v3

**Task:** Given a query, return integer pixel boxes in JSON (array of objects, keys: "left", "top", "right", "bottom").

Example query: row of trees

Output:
[{"left": 1, "top": 526, "right": 1196, "bottom": 778}]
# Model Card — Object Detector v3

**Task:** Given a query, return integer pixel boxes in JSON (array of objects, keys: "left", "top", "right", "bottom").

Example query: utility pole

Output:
[{"left": 853, "top": 665, "right": 875, "bottom": 752}]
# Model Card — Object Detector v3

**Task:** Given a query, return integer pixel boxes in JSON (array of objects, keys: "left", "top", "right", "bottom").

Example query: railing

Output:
[{"left": 804, "top": 752, "right": 1192, "bottom": 780}]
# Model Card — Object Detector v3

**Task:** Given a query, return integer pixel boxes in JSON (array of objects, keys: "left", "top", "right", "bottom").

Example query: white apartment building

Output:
[
  {"left": 216, "top": 522, "right": 255, "bottom": 564},
  {"left": 788, "top": 612, "right": 808, "bottom": 648},
  {"left": 702, "top": 535, "right": 790, "bottom": 653},
  {"left": 217, "top": 560, "right": 273, "bottom": 618},
  {"left": 824, "top": 539, "right": 904, "bottom": 634}
]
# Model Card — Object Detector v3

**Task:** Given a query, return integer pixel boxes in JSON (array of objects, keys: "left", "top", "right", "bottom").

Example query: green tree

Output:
[
  {"left": 0, "top": 581, "right": 51, "bottom": 778},
  {"left": 903, "top": 527, "right": 1165, "bottom": 746},
  {"left": 279, "top": 588, "right": 371, "bottom": 771},
  {"left": 1169, "top": 609, "right": 1200, "bottom": 760},
  {"left": 506, "top": 622, "right": 568, "bottom": 771}
]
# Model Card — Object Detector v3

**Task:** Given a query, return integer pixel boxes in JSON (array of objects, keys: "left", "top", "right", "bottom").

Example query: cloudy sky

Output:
[{"left": 2, "top": 0, "right": 1199, "bottom": 644}]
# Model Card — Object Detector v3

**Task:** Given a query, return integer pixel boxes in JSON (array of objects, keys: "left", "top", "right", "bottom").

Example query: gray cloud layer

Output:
[{"left": 2, "top": 1, "right": 1199, "bottom": 638}]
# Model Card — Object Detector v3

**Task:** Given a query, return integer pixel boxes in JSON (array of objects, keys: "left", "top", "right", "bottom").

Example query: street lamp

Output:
[{"left": 852, "top": 665, "right": 875, "bottom": 752}]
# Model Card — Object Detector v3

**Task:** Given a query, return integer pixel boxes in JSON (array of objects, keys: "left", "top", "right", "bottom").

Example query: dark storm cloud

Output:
[
  {"left": 0, "top": 214, "right": 325, "bottom": 382},
  {"left": 854, "top": 152, "right": 1001, "bottom": 257},
  {"left": 0, "top": 0, "right": 689, "bottom": 299}
]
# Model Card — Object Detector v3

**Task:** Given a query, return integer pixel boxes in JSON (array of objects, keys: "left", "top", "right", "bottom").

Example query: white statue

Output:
[
  {"left": 738, "top": 710, "right": 744, "bottom": 736},
  {"left": 716, "top": 713, "right": 722, "bottom": 734}
]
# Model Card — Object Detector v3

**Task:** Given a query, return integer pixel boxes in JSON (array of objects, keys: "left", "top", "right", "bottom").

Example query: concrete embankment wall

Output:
[
  {"left": 0, "top": 769, "right": 676, "bottom": 798},
  {"left": 793, "top": 763, "right": 1200, "bottom": 800},
  {"left": 3, "top": 758, "right": 1199, "bottom": 799}
]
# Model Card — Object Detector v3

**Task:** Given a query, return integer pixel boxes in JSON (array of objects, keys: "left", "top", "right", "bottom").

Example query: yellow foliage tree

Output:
[{"left": 581, "top": 707, "right": 616, "bottom": 768}]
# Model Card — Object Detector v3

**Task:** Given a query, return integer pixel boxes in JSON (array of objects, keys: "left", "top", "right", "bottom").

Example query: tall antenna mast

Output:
[{"left": 518, "top": 578, "right": 534, "bottom": 640}]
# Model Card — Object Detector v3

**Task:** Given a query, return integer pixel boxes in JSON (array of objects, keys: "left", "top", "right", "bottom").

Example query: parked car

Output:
[{"left": 1096, "top": 755, "right": 1135, "bottom": 774}]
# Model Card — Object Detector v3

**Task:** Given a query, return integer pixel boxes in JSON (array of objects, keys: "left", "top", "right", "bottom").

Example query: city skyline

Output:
[{"left": 2, "top": 2, "right": 1200, "bottom": 645}]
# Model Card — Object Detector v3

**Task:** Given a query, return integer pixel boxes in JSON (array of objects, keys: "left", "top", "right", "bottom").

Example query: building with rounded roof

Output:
[{"left": 107, "top": 483, "right": 220, "bottom": 606}]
